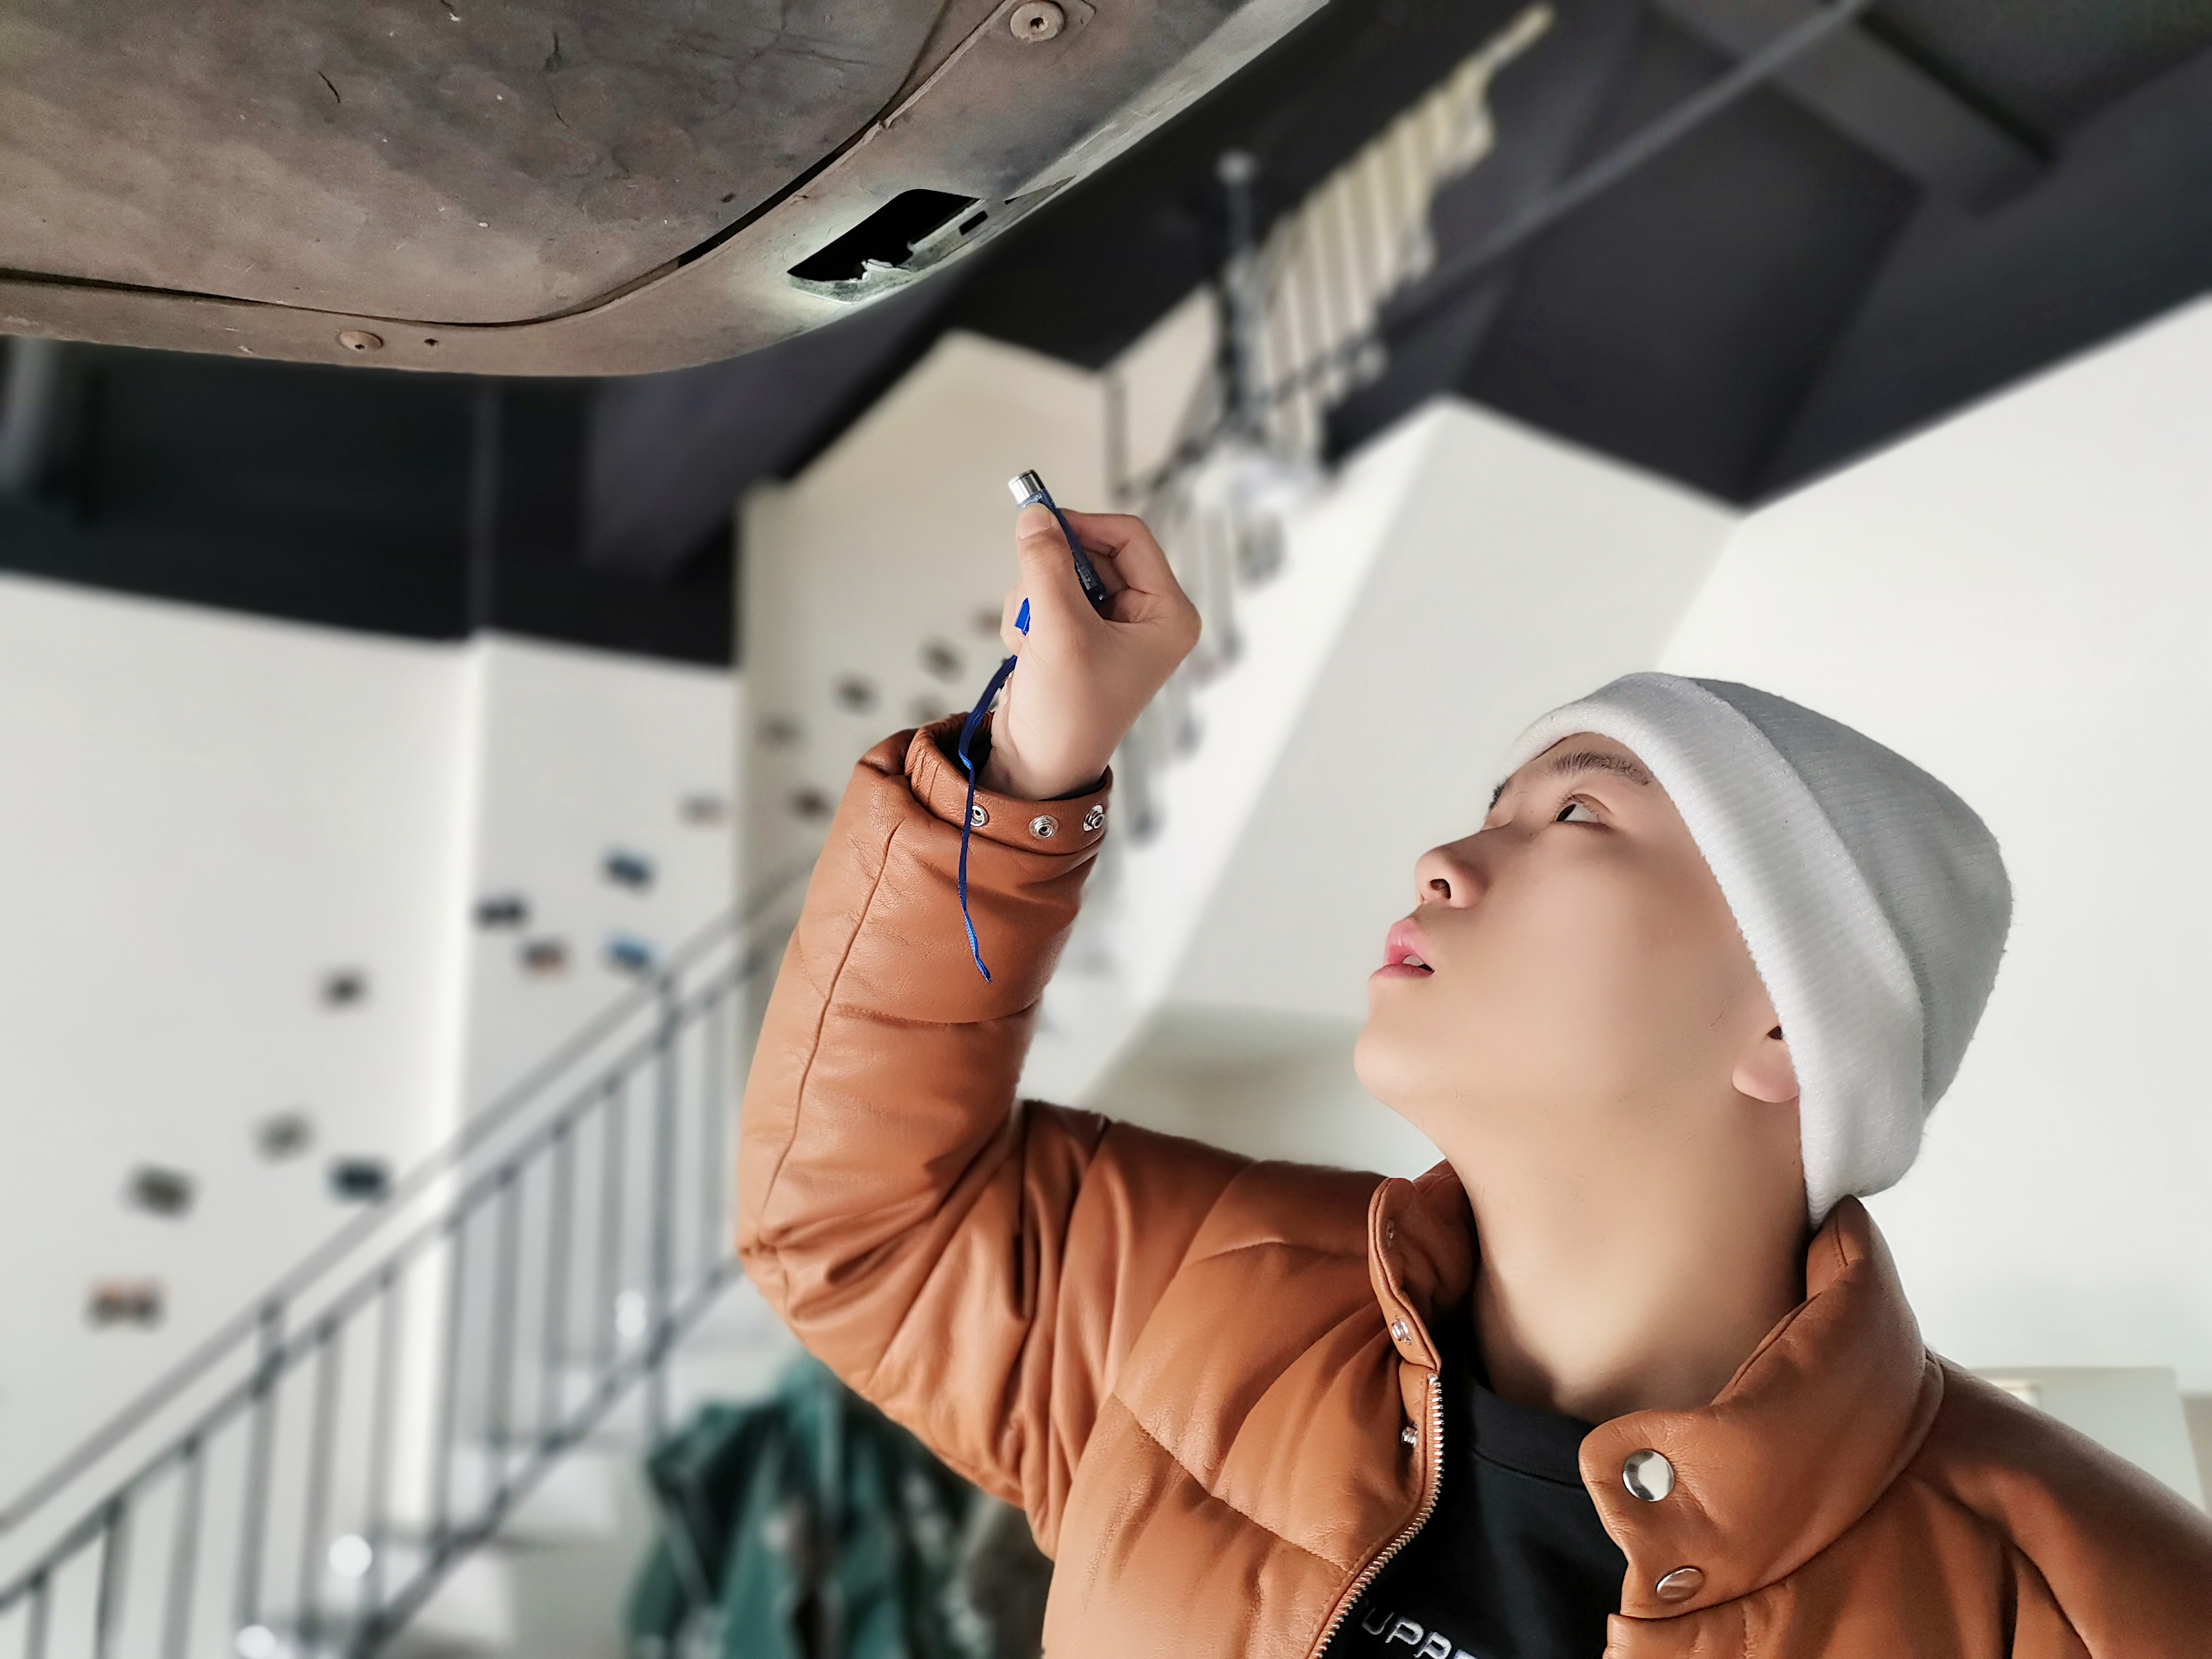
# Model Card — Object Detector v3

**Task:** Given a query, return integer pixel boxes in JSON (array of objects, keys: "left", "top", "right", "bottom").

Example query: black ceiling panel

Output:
[
  {"left": 1864, "top": 0, "right": 2212, "bottom": 142},
  {"left": 1453, "top": 13, "right": 1920, "bottom": 499},
  {"left": 1760, "top": 39, "right": 2212, "bottom": 493},
  {"left": 0, "top": 348, "right": 734, "bottom": 661}
]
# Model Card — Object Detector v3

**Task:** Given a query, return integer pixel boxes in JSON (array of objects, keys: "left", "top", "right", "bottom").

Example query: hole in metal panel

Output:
[{"left": 787, "top": 190, "right": 978, "bottom": 283}]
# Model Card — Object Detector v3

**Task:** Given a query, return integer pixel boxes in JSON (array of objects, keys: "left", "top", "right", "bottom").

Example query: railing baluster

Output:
[
  {"left": 700, "top": 978, "right": 728, "bottom": 1284},
  {"left": 541, "top": 1120, "right": 577, "bottom": 1448},
  {"left": 596, "top": 1078, "right": 627, "bottom": 1375},
  {"left": 298, "top": 1322, "right": 343, "bottom": 1652},
  {"left": 649, "top": 977, "right": 680, "bottom": 1443},
  {"left": 23, "top": 1572, "right": 48, "bottom": 1659},
  {"left": 431, "top": 1217, "right": 468, "bottom": 1552},
  {"left": 362, "top": 1268, "right": 400, "bottom": 1624},
  {"left": 161, "top": 1439, "right": 204, "bottom": 1659},
  {"left": 1343, "top": 155, "right": 1379, "bottom": 321},
  {"left": 1374, "top": 120, "right": 1412, "bottom": 289},
  {"left": 1279, "top": 231, "right": 1318, "bottom": 455},
  {"left": 487, "top": 1165, "right": 522, "bottom": 1501},
  {"left": 91, "top": 1499, "right": 129, "bottom": 1659},
  {"left": 233, "top": 1302, "right": 284, "bottom": 1648}
]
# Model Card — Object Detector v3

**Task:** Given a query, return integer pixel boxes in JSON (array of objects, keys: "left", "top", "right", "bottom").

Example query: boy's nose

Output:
[{"left": 1413, "top": 837, "right": 1488, "bottom": 907}]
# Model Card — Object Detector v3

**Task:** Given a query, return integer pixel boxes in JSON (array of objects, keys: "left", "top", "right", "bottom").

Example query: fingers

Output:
[
  {"left": 1013, "top": 502, "right": 1103, "bottom": 628},
  {"left": 1009, "top": 504, "right": 1196, "bottom": 642},
  {"left": 1058, "top": 510, "right": 1181, "bottom": 601}
]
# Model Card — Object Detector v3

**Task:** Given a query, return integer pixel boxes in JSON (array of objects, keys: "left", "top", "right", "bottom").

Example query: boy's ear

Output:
[{"left": 1734, "top": 1022, "right": 1799, "bottom": 1105}]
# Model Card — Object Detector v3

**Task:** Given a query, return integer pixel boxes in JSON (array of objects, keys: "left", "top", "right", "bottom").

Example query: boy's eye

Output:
[{"left": 1555, "top": 799, "right": 1599, "bottom": 825}]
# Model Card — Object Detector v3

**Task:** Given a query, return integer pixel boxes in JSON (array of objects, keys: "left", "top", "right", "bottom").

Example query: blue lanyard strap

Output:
[
  {"left": 954, "top": 650, "right": 1019, "bottom": 983},
  {"left": 953, "top": 478, "right": 1095, "bottom": 982}
]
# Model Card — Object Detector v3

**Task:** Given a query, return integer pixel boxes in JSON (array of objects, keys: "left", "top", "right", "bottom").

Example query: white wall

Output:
[
  {"left": 1164, "top": 400, "right": 1735, "bottom": 1022},
  {"left": 459, "top": 638, "right": 737, "bottom": 1113},
  {"left": 1663, "top": 297, "right": 2212, "bottom": 1391},
  {"left": 0, "top": 584, "right": 738, "bottom": 1508},
  {"left": 0, "top": 580, "right": 477, "bottom": 1500}
]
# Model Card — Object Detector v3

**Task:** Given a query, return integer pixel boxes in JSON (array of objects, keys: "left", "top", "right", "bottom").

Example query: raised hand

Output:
[{"left": 979, "top": 506, "right": 1201, "bottom": 801}]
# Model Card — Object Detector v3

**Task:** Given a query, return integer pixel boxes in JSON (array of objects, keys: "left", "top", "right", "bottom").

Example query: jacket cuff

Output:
[{"left": 906, "top": 714, "right": 1113, "bottom": 857}]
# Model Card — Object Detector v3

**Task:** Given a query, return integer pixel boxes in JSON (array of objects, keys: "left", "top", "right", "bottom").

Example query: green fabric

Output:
[{"left": 626, "top": 1358, "right": 992, "bottom": 1659}]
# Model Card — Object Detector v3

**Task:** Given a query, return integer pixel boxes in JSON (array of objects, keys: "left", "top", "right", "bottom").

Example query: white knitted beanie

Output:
[{"left": 1501, "top": 673, "right": 2011, "bottom": 1225}]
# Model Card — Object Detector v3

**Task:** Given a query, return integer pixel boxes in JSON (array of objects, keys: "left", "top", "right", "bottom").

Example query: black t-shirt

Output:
[{"left": 1332, "top": 1311, "right": 1625, "bottom": 1659}]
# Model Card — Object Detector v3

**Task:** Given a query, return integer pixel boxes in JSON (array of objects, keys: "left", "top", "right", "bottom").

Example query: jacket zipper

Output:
[{"left": 1310, "top": 1369, "right": 1444, "bottom": 1657}]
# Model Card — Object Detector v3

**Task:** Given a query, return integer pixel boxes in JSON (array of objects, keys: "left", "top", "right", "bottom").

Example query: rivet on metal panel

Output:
[
  {"left": 1009, "top": 2, "right": 1065, "bottom": 43},
  {"left": 337, "top": 329, "right": 384, "bottom": 353}
]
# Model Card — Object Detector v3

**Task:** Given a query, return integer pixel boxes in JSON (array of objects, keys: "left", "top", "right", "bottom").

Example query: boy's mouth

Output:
[{"left": 1374, "top": 917, "right": 1435, "bottom": 979}]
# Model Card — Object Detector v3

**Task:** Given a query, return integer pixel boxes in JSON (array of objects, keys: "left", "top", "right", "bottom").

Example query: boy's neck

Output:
[{"left": 1448, "top": 1150, "right": 1811, "bottom": 1426}]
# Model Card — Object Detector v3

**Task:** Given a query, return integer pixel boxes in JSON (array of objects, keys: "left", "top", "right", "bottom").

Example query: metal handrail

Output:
[
  {"left": 0, "top": 865, "right": 812, "bottom": 1659},
  {"left": 1114, "top": 0, "right": 1873, "bottom": 510},
  {"left": 0, "top": 864, "right": 805, "bottom": 1542}
]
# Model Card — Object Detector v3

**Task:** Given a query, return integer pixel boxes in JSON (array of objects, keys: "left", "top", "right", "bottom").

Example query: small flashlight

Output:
[{"left": 1008, "top": 469, "right": 1114, "bottom": 616}]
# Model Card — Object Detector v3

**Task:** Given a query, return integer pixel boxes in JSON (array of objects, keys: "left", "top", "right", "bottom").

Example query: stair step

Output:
[{"left": 246, "top": 1543, "right": 517, "bottom": 1656}]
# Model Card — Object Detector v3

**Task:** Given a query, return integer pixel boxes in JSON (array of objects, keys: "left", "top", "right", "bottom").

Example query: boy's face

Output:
[{"left": 1355, "top": 733, "right": 1798, "bottom": 1172}]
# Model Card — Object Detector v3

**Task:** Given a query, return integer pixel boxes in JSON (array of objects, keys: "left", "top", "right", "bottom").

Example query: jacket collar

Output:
[{"left": 1368, "top": 1171, "right": 1943, "bottom": 1619}]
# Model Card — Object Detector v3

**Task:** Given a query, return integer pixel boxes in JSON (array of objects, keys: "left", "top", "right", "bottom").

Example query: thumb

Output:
[{"left": 1014, "top": 502, "right": 1092, "bottom": 622}]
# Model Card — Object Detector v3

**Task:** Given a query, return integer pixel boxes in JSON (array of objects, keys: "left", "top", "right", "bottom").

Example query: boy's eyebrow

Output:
[
  {"left": 1545, "top": 748, "right": 1654, "bottom": 787},
  {"left": 1490, "top": 748, "right": 1655, "bottom": 811}
]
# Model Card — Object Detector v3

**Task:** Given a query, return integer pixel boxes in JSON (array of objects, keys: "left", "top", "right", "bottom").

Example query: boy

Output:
[{"left": 738, "top": 505, "right": 2212, "bottom": 1655}]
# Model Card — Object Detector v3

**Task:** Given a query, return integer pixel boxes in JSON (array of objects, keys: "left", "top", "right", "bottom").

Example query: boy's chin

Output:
[{"left": 1352, "top": 1026, "right": 1432, "bottom": 1120}]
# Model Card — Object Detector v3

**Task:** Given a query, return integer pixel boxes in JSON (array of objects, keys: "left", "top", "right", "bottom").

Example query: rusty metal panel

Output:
[
  {"left": 0, "top": 0, "right": 955, "bottom": 321},
  {"left": 0, "top": 0, "right": 1326, "bottom": 373}
]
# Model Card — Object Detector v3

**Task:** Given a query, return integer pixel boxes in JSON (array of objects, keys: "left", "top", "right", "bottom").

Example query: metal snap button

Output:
[
  {"left": 1029, "top": 814, "right": 1058, "bottom": 839},
  {"left": 1082, "top": 802, "right": 1106, "bottom": 832},
  {"left": 1655, "top": 1567, "right": 1704, "bottom": 1603},
  {"left": 1389, "top": 1319, "right": 1408, "bottom": 1343},
  {"left": 1400, "top": 1425, "right": 1417, "bottom": 1447},
  {"left": 1623, "top": 1449, "right": 1675, "bottom": 1501},
  {"left": 968, "top": 802, "right": 989, "bottom": 829}
]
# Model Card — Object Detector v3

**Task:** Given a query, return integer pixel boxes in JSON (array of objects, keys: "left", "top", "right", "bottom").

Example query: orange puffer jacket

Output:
[{"left": 737, "top": 723, "right": 2212, "bottom": 1657}]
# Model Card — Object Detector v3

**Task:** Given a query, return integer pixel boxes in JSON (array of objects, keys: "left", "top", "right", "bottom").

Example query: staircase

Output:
[
  {"left": 0, "top": 888, "right": 805, "bottom": 1659},
  {"left": 0, "top": 15, "right": 1939, "bottom": 1653}
]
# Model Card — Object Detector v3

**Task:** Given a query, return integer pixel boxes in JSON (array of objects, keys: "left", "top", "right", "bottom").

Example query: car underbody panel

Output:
[{"left": 0, "top": 0, "right": 1323, "bottom": 373}]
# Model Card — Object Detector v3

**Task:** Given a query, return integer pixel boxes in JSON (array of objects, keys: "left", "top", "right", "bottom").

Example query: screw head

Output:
[
  {"left": 337, "top": 328, "right": 384, "bottom": 352},
  {"left": 1010, "top": 1, "right": 1065, "bottom": 41}
]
